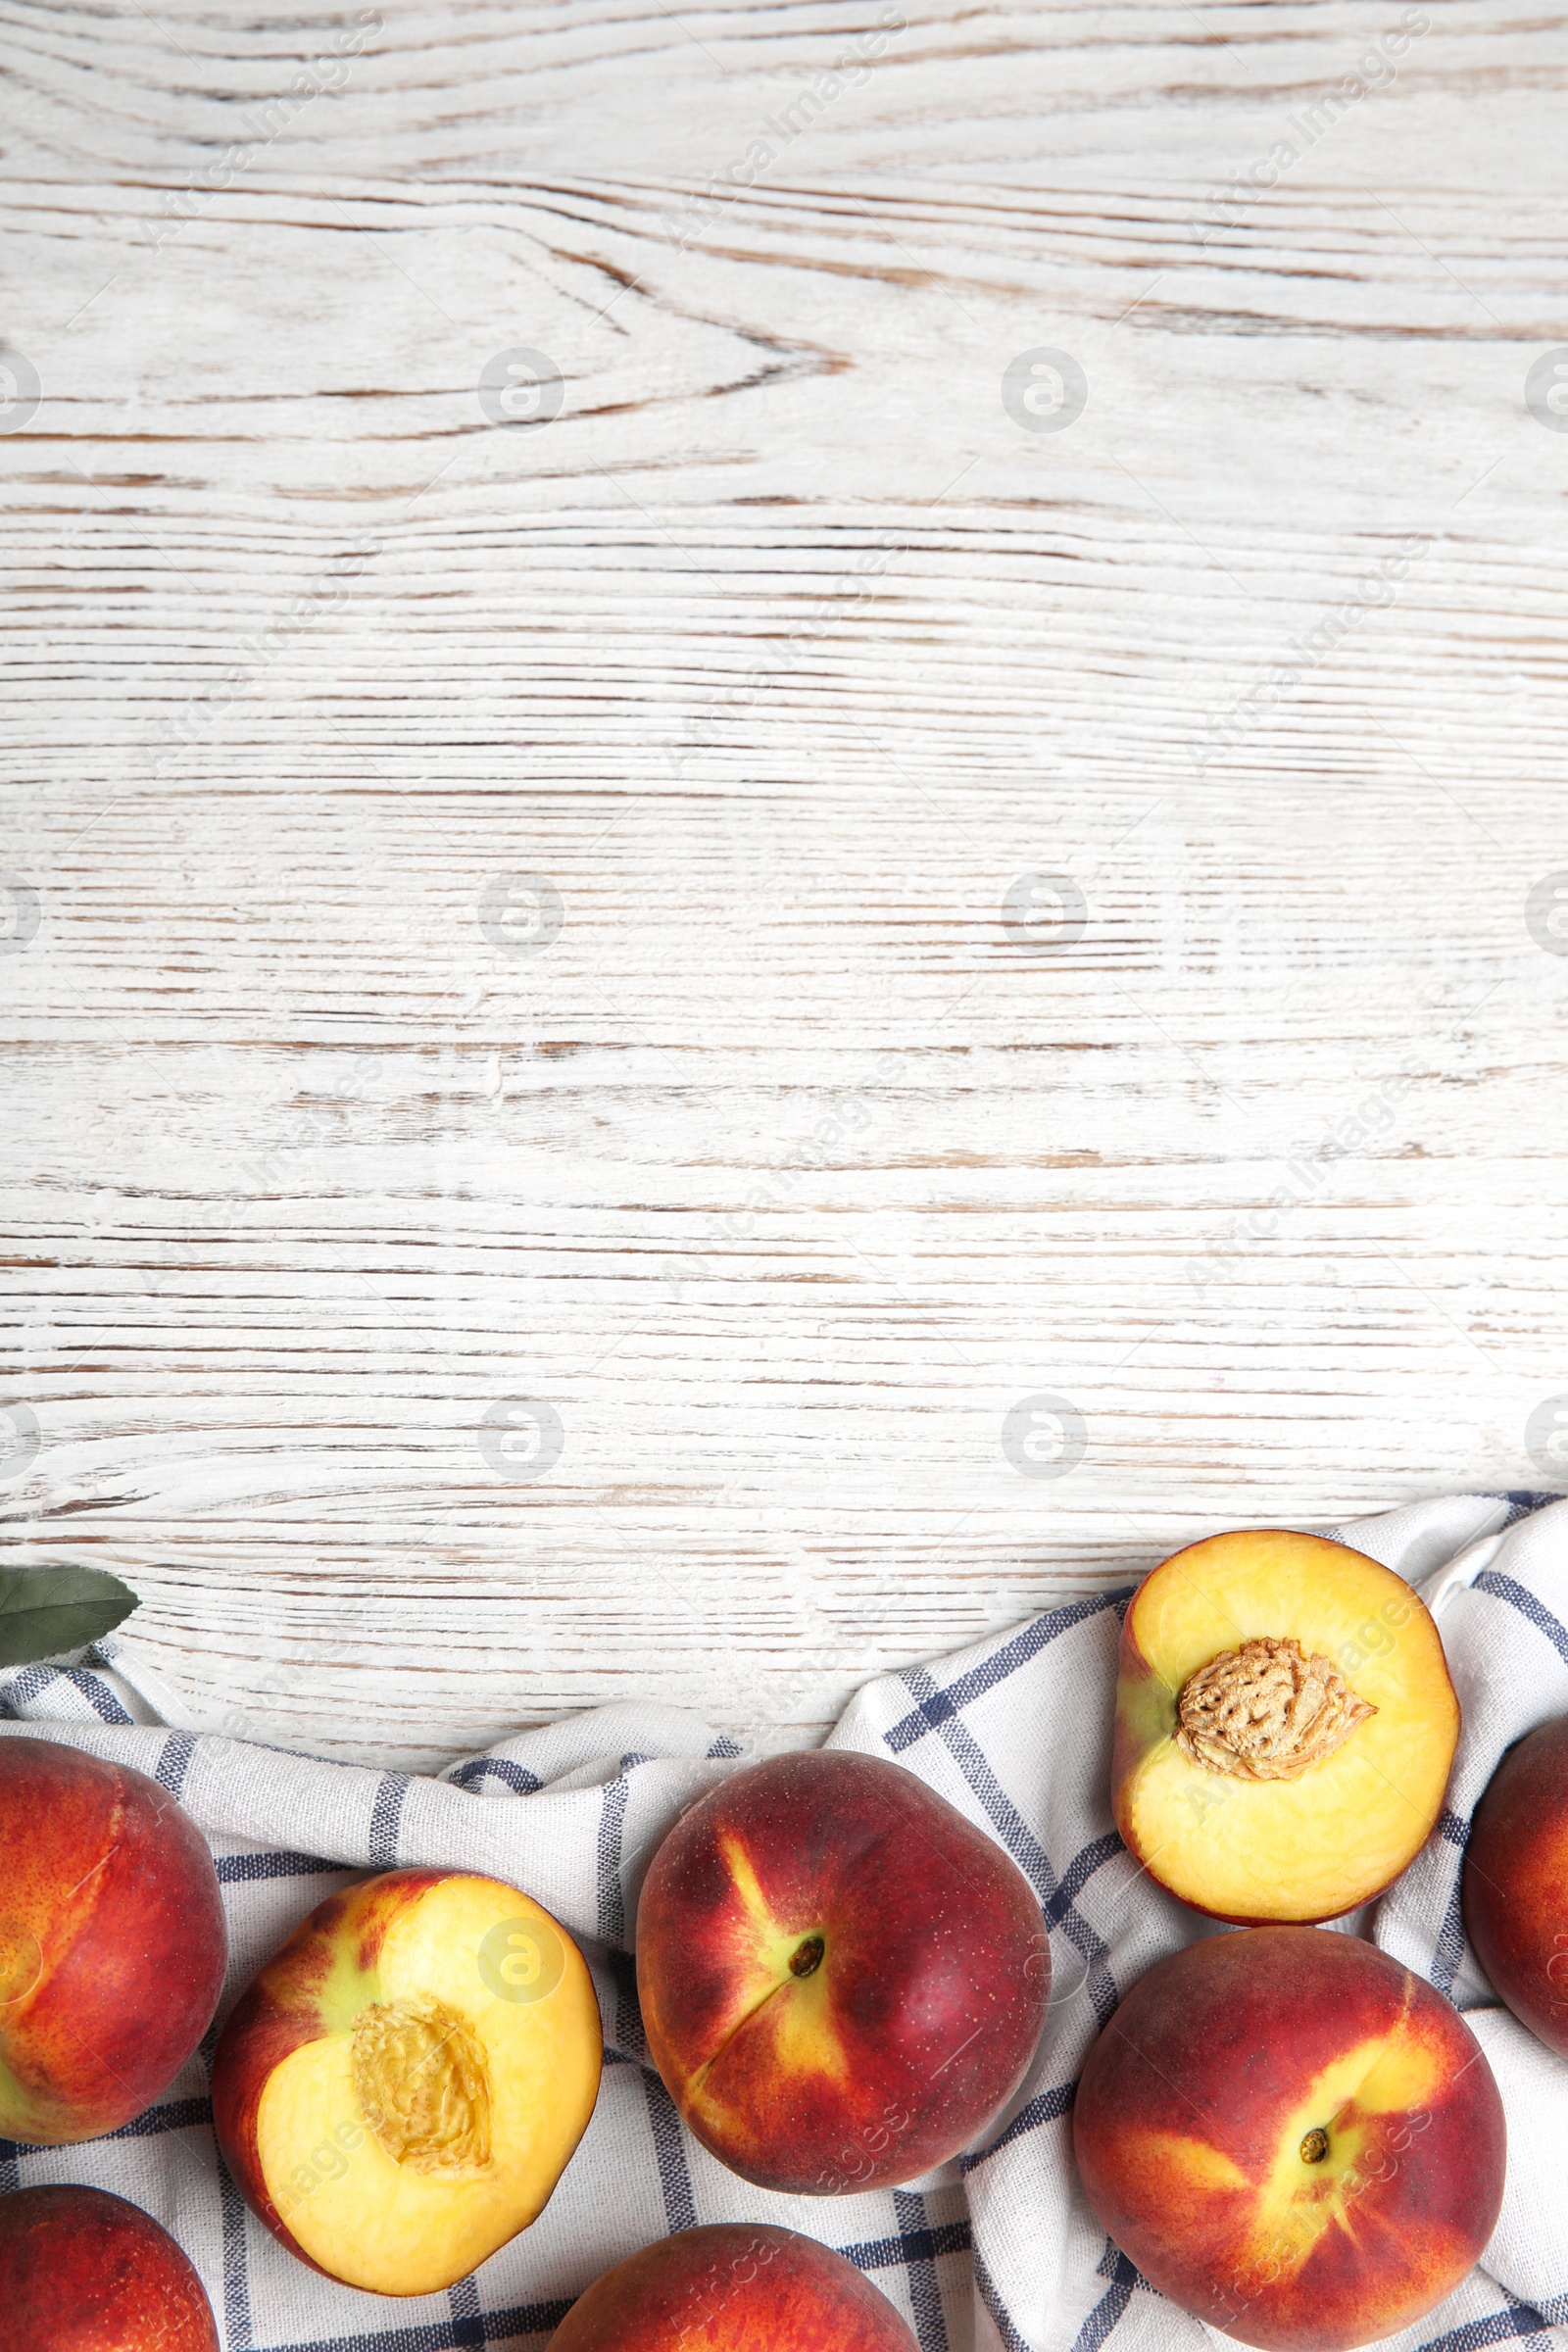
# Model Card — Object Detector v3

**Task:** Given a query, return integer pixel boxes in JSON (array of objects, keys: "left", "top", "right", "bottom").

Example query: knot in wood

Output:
[{"left": 1174, "top": 1636, "right": 1376, "bottom": 1781}]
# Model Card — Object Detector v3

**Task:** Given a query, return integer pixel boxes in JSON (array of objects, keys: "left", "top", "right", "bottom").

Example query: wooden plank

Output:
[{"left": 2, "top": 4, "right": 1565, "bottom": 1768}]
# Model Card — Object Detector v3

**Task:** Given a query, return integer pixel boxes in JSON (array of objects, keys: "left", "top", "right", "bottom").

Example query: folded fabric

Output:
[{"left": 3, "top": 1489, "right": 1566, "bottom": 2352}]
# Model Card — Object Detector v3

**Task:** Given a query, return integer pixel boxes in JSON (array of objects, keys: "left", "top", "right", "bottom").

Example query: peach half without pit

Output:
[
  {"left": 1112, "top": 1530, "right": 1459, "bottom": 1923},
  {"left": 213, "top": 1867, "right": 602, "bottom": 2297},
  {"left": 1073, "top": 1926, "right": 1505, "bottom": 2352}
]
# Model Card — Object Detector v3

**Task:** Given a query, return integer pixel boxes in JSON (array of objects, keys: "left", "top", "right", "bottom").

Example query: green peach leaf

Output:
[{"left": 0, "top": 1565, "right": 140, "bottom": 1669}]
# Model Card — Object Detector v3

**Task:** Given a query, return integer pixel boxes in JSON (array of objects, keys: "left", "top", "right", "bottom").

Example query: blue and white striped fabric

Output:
[{"left": 4, "top": 1492, "right": 1568, "bottom": 2352}]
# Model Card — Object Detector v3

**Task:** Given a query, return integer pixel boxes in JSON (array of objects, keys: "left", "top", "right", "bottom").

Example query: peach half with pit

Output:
[
  {"left": 1112, "top": 1531, "right": 1459, "bottom": 1923},
  {"left": 212, "top": 1867, "right": 601, "bottom": 2297},
  {"left": 1072, "top": 1926, "right": 1505, "bottom": 2352}
]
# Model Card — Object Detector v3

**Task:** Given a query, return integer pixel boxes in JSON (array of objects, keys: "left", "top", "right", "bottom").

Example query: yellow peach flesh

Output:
[
  {"left": 254, "top": 1877, "right": 600, "bottom": 2297},
  {"left": 1115, "top": 1532, "right": 1458, "bottom": 1923}
]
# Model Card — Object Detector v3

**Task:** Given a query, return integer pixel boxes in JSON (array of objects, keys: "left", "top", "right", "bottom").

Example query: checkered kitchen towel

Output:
[{"left": 5, "top": 1491, "right": 1568, "bottom": 2352}]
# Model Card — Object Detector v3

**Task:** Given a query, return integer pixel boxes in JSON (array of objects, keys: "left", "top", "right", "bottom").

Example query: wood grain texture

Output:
[{"left": 2, "top": 0, "right": 1566, "bottom": 1768}]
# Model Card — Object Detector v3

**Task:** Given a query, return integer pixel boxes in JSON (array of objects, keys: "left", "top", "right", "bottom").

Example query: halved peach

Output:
[
  {"left": 1112, "top": 1531, "right": 1458, "bottom": 1923},
  {"left": 213, "top": 1869, "right": 602, "bottom": 2297}
]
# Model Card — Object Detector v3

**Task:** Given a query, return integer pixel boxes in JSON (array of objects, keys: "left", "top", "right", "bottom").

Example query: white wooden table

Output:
[{"left": 4, "top": 0, "right": 1566, "bottom": 1770}]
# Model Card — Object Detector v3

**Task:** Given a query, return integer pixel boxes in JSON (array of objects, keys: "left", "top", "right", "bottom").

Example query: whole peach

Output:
[
  {"left": 548, "top": 2223, "right": 919, "bottom": 2352},
  {"left": 1463, "top": 1714, "right": 1568, "bottom": 2053},
  {"left": 0, "top": 2184, "right": 219, "bottom": 2352},
  {"left": 636, "top": 1750, "right": 1048, "bottom": 2194},
  {"left": 1073, "top": 1926, "right": 1504, "bottom": 2351},
  {"left": 0, "top": 1736, "right": 226, "bottom": 2143}
]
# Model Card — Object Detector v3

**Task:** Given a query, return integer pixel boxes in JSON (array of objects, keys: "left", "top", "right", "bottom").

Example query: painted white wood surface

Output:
[{"left": 3, "top": 0, "right": 1567, "bottom": 1768}]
